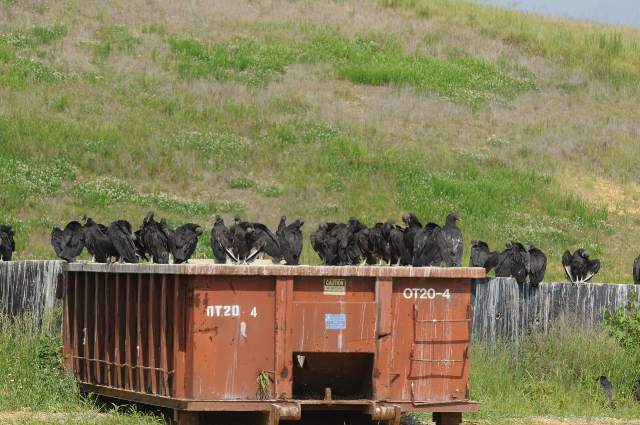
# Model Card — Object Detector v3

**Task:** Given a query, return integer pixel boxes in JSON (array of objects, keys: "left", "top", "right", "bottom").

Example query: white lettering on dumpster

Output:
[
  {"left": 206, "top": 305, "right": 241, "bottom": 317},
  {"left": 402, "top": 288, "right": 450, "bottom": 300}
]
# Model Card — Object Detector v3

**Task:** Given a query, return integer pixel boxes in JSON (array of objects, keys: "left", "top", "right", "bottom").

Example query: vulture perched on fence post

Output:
[
  {"left": 527, "top": 243, "right": 547, "bottom": 287},
  {"left": 494, "top": 243, "right": 513, "bottom": 278},
  {"left": 562, "top": 249, "right": 601, "bottom": 284},
  {"left": 470, "top": 239, "right": 499, "bottom": 273},
  {"left": 508, "top": 241, "right": 530, "bottom": 285},
  {"left": 633, "top": 254, "right": 640, "bottom": 285},
  {"left": 0, "top": 224, "right": 16, "bottom": 261}
]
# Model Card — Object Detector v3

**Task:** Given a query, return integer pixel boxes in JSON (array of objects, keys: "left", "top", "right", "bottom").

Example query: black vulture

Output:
[
  {"left": 226, "top": 222, "right": 264, "bottom": 263},
  {"left": 311, "top": 222, "right": 339, "bottom": 265},
  {"left": 229, "top": 214, "right": 242, "bottom": 234},
  {"left": 402, "top": 213, "right": 423, "bottom": 258},
  {"left": 369, "top": 223, "right": 385, "bottom": 265},
  {"left": 437, "top": 213, "right": 463, "bottom": 267},
  {"left": 348, "top": 218, "right": 375, "bottom": 266},
  {"left": 0, "top": 224, "right": 16, "bottom": 261},
  {"left": 51, "top": 221, "right": 84, "bottom": 262},
  {"left": 494, "top": 243, "right": 512, "bottom": 278},
  {"left": 159, "top": 218, "right": 175, "bottom": 251},
  {"left": 470, "top": 239, "right": 499, "bottom": 273},
  {"left": 172, "top": 223, "right": 202, "bottom": 264},
  {"left": 412, "top": 222, "right": 442, "bottom": 267},
  {"left": 210, "top": 215, "right": 229, "bottom": 264},
  {"left": 330, "top": 223, "right": 358, "bottom": 265},
  {"left": 527, "top": 243, "right": 547, "bottom": 287},
  {"left": 82, "top": 214, "right": 118, "bottom": 263},
  {"left": 140, "top": 211, "right": 171, "bottom": 264},
  {"left": 380, "top": 220, "right": 397, "bottom": 265},
  {"left": 389, "top": 222, "right": 411, "bottom": 266},
  {"left": 133, "top": 229, "right": 148, "bottom": 262},
  {"left": 597, "top": 376, "right": 613, "bottom": 400},
  {"left": 252, "top": 222, "right": 283, "bottom": 263},
  {"left": 230, "top": 223, "right": 253, "bottom": 262},
  {"left": 634, "top": 380, "right": 640, "bottom": 401},
  {"left": 562, "top": 249, "right": 601, "bottom": 284},
  {"left": 107, "top": 220, "right": 137, "bottom": 263},
  {"left": 278, "top": 218, "right": 304, "bottom": 265},
  {"left": 220, "top": 217, "right": 278, "bottom": 264},
  {"left": 634, "top": 254, "right": 640, "bottom": 285},
  {"left": 508, "top": 241, "right": 530, "bottom": 285},
  {"left": 277, "top": 215, "right": 287, "bottom": 234}
]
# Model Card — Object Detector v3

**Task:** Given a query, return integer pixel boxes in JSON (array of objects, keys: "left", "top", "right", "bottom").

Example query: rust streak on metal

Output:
[
  {"left": 160, "top": 275, "right": 169, "bottom": 396},
  {"left": 148, "top": 274, "right": 158, "bottom": 394},
  {"left": 125, "top": 274, "right": 135, "bottom": 391},
  {"left": 83, "top": 271, "right": 90, "bottom": 383},
  {"left": 70, "top": 356, "right": 175, "bottom": 373},
  {"left": 114, "top": 273, "right": 121, "bottom": 389},
  {"left": 136, "top": 273, "right": 144, "bottom": 392}
]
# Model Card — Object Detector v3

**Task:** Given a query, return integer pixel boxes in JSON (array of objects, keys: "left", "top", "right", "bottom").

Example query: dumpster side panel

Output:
[
  {"left": 291, "top": 302, "right": 377, "bottom": 352},
  {"left": 291, "top": 277, "right": 377, "bottom": 353},
  {"left": 391, "top": 278, "right": 471, "bottom": 403},
  {"left": 191, "top": 275, "right": 276, "bottom": 400}
]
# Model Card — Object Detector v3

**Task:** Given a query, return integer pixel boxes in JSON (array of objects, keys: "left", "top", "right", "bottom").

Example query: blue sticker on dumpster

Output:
[{"left": 325, "top": 314, "right": 346, "bottom": 329}]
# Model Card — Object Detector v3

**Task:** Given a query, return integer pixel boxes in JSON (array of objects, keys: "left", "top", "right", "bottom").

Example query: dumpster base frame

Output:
[{"left": 81, "top": 383, "right": 478, "bottom": 424}]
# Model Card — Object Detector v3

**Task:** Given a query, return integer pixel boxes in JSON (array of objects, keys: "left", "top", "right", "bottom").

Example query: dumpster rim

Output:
[{"left": 62, "top": 262, "right": 486, "bottom": 278}]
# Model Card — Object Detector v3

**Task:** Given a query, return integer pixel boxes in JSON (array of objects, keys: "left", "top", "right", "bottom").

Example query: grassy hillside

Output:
[{"left": 1, "top": 0, "right": 640, "bottom": 283}]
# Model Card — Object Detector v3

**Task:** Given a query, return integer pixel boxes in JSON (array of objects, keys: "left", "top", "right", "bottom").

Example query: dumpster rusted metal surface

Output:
[{"left": 61, "top": 263, "right": 484, "bottom": 425}]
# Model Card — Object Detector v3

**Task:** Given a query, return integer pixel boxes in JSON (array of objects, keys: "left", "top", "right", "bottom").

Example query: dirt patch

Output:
[
  {"left": 563, "top": 174, "right": 640, "bottom": 216},
  {"left": 0, "top": 411, "right": 106, "bottom": 423}
]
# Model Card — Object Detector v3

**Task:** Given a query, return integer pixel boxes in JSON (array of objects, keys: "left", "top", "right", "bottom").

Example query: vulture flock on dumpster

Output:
[{"left": 0, "top": 209, "right": 621, "bottom": 286}]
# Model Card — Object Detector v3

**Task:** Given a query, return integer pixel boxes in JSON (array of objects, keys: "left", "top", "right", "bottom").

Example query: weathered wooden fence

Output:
[
  {"left": 471, "top": 277, "right": 640, "bottom": 339},
  {"left": 0, "top": 260, "right": 61, "bottom": 324},
  {"left": 1, "top": 262, "right": 638, "bottom": 339}
]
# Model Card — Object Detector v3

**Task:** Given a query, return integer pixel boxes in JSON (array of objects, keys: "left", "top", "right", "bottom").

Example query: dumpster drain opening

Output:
[{"left": 292, "top": 352, "right": 373, "bottom": 400}]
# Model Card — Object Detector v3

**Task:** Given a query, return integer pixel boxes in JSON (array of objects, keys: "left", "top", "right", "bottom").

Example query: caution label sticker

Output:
[{"left": 323, "top": 278, "right": 346, "bottom": 295}]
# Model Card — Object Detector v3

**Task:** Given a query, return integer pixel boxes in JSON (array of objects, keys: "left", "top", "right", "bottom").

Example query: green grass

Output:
[
  {"left": 404, "top": 318, "right": 640, "bottom": 422},
  {"left": 468, "top": 319, "right": 640, "bottom": 419},
  {"left": 94, "top": 25, "right": 141, "bottom": 59},
  {"left": 0, "top": 308, "right": 164, "bottom": 424},
  {"left": 170, "top": 33, "right": 536, "bottom": 107},
  {"left": 226, "top": 177, "right": 257, "bottom": 189},
  {"left": 5, "top": 307, "right": 638, "bottom": 423},
  {"left": 380, "top": 0, "right": 640, "bottom": 87}
]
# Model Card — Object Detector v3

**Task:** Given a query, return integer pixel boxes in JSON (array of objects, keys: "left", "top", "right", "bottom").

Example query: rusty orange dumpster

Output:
[{"left": 61, "top": 263, "right": 483, "bottom": 424}]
